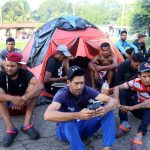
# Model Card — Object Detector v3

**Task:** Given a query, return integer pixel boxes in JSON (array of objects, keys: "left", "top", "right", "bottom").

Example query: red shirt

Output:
[{"left": 123, "top": 78, "right": 150, "bottom": 102}]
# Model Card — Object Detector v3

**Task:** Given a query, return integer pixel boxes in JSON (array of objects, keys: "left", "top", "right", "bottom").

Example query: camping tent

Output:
[{"left": 23, "top": 16, "right": 124, "bottom": 82}]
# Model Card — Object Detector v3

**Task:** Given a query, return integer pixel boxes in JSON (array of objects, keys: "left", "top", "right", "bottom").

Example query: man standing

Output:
[
  {"left": 0, "top": 37, "right": 22, "bottom": 69},
  {"left": 115, "top": 31, "right": 138, "bottom": 59},
  {"left": 0, "top": 52, "right": 43, "bottom": 147},
  {"left": 44, "top": 45, "right": 71, "bottom": 96},
  {"left": 44, "top": 66, "right": 117, "bottom": 150},
  {"left": 88, "top": 42, "right": 118, "bottom": 88},
  {"left": 114, "top": 62, "right": 150, "bottom": 150}
]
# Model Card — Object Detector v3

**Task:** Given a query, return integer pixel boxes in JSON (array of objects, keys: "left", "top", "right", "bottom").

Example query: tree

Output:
[
  {"left": 2, "top": 0, "right": 31, "bottom": 23},
  {"left": 34, "top": 0, "right": 72, "bottom": 22},
  {"left": 33, "top": 0, "right": 123, "bottom": 25},
  {"left": 131, "top": 0, "right": 150, "bottom": 33}
]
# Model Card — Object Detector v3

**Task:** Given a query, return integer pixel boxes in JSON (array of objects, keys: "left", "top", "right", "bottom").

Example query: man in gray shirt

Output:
[{"left": 0, "top": 37, "right": 22, "bottom": 69}]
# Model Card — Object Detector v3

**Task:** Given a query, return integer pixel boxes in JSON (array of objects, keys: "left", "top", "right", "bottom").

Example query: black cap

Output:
[
  {"left": 67, "top": 66, "right": 85, "bottom": 80},
  {"left": 138, "top": 62, "right": 150, "bottom": 73},
  {"left": 138, "top": 34, "right": 146, "bottom": 39}
]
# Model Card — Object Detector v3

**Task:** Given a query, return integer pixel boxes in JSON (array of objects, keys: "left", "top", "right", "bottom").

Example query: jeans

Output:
[
  {"left": 119, "top": 89, "right": 150, "bottom": 135},
  {"left": 56, "top": 111, "right": 115, "bottom": 150}
]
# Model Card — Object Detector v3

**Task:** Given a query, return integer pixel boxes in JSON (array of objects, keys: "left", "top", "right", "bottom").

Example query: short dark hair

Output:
[
  {"left": 132, "top": 53, "right": 144, "bottom": 63},
  {"left": 100, "top": 42, "right": 110, "bottom": 49},
  {"left": 6, "top": 37, "right": 15, "bottom": 44},
  {"left": 69, "top": 71, "right": 85, "bottom": 81},
  {"left": 121, "top": 30, "right": 127, "bottom": 35}
]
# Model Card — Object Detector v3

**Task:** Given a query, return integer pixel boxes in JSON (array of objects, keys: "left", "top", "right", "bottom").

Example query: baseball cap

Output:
[
  {"left": 138, "top": 62, "right": 150, "bottom": 73},
  {"left": 138, "top": 34, "right": 146, "bottom": 39},
  {"left": 67, "top": 66, "right": 85, "bottom": 80},
  {"left": 7, "top": 52, "right": 26, "bottom": 65},
  {"left": 57, "top": 45, "right": 71, "bottom": 57}
]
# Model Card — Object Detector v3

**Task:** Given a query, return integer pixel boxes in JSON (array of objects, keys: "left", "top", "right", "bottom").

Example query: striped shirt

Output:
[{"left": 123, "top": 78, "right": 150, "bottom": 103}]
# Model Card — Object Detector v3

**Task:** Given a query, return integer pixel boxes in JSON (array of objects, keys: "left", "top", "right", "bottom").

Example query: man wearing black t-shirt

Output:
[
  {"left": 115, "top": 53, "right": 144, "bottom": 138},
  {"left": 133, "top": 34, "right": 146, "bottom": 54},
  {"left": 44, "top": 45, "right": 71, "bottom": 95},
  {"left": 115, "top": 53, "right": 144, "bottom": 85},
  {"left": 0, "top": 52, "right": 43, "bottom": 147}
]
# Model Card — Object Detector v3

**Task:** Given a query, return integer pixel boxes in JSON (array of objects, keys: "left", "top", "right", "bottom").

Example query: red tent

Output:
[{"left": 23, "top": 16, "right": 124, "bottom": 83}]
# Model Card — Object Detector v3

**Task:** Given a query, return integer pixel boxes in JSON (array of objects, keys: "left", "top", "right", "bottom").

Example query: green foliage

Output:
[
  {"left": 33, "top": 0, "right": 72, "bottom": 22},
  {"left": 31, "top": 0, "right": 123, "bottom": 25},
  {"left": 131, "top": 0, "right": 150, "bottom": 33},
  {"left": 2, "top": 0, "right": 31, "bottom": 23}
]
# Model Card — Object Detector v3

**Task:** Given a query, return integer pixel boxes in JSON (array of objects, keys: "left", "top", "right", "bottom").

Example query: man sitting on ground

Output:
[
  {"left": 0, "top": 37, "right": 22, "bottom": 70},
  {"left": 115, "top": 30, "right": 138, "bottom": 60},
  {"left": 0, "top": 52, "right": 43, "bottom": 147},
  {"left": 88, "top": 42, "right": 118, "bottom": 89},
  {"left": 114, "top": 62, "right": 150, "bottom": 150},
  {"left": 44, "top": 45, "right": 71, "bottom": 96},
  {"left": 115, "top": 53, "right": 144, "bottom": 85},
  {"left": 44, "top": 66, "right": 117, "bottom": 150}
]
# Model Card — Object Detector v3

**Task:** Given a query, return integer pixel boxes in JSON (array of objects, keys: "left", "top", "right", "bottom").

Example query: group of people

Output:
[{"left": 0, "top": 33, "right": 149, "bottom": 150}]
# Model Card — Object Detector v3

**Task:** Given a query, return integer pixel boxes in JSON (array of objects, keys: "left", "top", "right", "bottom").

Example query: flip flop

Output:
[
  {"left": 2, "top": 128, "right": 18, "bottom": 147},
  {"left": 132, "top": 135, "right": 143, "bottom": 150},
  {"left": 116, "top": 124, "right": 130, "bottom": 138},
  {"left": 21, "top": 124, "right": 40, "bottom": 140}
]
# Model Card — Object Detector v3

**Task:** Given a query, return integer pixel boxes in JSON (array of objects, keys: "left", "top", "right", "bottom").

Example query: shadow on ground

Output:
[{"left": 0, "top": 105, "right": 150, "bottom": 150}]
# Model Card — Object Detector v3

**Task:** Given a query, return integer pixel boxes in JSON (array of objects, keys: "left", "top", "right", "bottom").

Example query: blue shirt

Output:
[
  {"left": 53, "top": 85, "right": 99, "bottom": 112},
  {"left": 115, "top": 39, "right": 138, "bottom": 54},
  {"left": 0, "top": 48, "right": 22, "bottom": 61}
]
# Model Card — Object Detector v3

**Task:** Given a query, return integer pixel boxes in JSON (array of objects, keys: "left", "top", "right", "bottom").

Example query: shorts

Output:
[{"left": 7, "top": 102, "right": 26, "bottom": 116}]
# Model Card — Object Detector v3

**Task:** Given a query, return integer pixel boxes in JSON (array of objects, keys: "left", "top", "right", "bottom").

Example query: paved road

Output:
[{"left": 0, "top": 105, "right": 150, "bottom": 150}]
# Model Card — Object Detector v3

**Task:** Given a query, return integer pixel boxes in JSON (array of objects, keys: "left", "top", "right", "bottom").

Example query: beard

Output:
[{"left": 7, "top": 70, "right": 19, "bottom": 78}]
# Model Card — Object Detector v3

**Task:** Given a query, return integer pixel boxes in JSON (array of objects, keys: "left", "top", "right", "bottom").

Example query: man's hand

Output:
[
  {"left": 119, "top": 105, "right": 133, "bottom": 112},
  {"left": 77, "top": 108, "right": 96, "bottom": 120},
  {"left": 13, "top": 96, "right": 26, "bottom": 109},
  {"left": 94, "top": 107, "right": 106, "bottom": 117},
  {"left": 94, "top": 64, "right": 104, "bottom": 72}
]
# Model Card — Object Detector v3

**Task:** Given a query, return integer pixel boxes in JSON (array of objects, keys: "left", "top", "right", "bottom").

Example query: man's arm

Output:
[
  {"left": 127, "top": 41, "right": 138, "bottom": 53},
  {"left": 88, "top": 55, "right": 100, "bottom": 72},
  {"left": 113, "top": 84, "right": 128, "bottom": 105},
  {"left": 121, "top": 100, "right": 150, "bottom": 112},
  {"left": 44, "top": 102, "right": 96, "bottom": 122},
  {"left": 22, "top": 77, "right": 44, "bottom": 101},
  {"left": 44, "top": 71, "right": 67, "bottom": 83},
  {"left": 0, "top": 88, "right": 21, "bottom": 102},
  {"left": 96, "top": 55, "right": 118, "bottom": 71},
  {"left": 115, "top": 41, "right": 125, "bottom": 54},
  {"left": 62, "top": 58, "right": 70, "bottom": 75},
  {"left": 95, "top": 94, "right": 117, "bottom": 113}
]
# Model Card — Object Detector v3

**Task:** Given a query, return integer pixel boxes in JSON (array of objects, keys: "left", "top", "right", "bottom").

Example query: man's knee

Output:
[
  {"left": 103, "top": 111, "right": 115, "bottom": 123},
  {"left": 61, "top": 120, "right": 77, "bottom": 128}
]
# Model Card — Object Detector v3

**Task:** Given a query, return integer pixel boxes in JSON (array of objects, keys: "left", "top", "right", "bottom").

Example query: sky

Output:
[{"left": 1, "top": 0, "right": 136, "bottom": 10}]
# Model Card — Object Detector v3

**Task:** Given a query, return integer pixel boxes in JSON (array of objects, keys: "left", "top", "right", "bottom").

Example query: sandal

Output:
[
  {"left": 132, "top": 135, "right": 143, "bottom": 150},
  {"left": 116, "top": 123, "right": 130, "bottom": 138},
  {"left": 21, "top": 124, "right": 40, "bottom": 140},
  {"left": 2, "top": 128, "right": 18, "bottom": 147}
]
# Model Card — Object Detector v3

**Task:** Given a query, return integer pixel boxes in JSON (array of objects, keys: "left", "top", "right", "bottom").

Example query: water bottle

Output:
[{"left": 101, "top": 80, "right": 109, "bottom": 95}]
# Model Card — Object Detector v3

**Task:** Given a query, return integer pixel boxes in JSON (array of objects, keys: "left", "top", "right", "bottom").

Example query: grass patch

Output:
[{"left": 0, "top": 41, "right": 28, "bottom": 51}]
